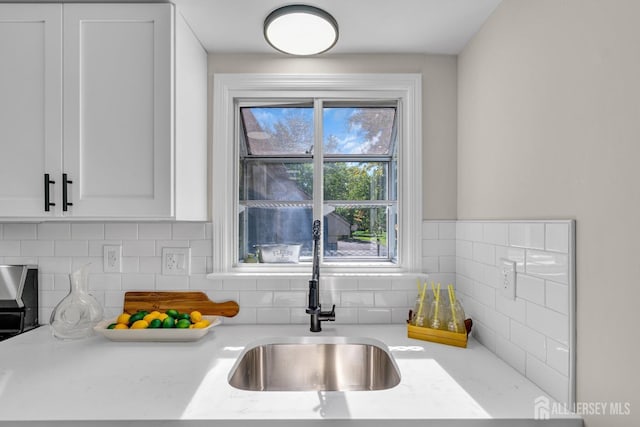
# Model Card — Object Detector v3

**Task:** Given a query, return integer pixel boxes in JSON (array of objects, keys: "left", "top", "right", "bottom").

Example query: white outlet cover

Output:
[
  {"left": 500, "top": 258, "right": 516, "bottom": 300},
  {"left": 162, "top": 247, "right": 191, "bottom": 276},
  {"left": 103, "top": 245, "right": 122, "bottom": 273}
]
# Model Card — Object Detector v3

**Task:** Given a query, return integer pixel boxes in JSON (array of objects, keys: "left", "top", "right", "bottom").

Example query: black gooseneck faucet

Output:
[{"left": 306, "top": 220, "right": 335, "bottom": 332}]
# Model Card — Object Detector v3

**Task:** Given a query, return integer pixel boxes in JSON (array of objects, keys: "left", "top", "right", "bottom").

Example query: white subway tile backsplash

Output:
[
  {"left": 526, "top": 302, "right": 568, "bottom": 345},
  {"left": 421, "top": 222, "right": 438, "bottom": 239},
  {"left": 172, "top": 223, "right": 206, "bottom": 240},
  {"left": 55, "top": 240, "right": 89, "bottom": 257},
  {"left": 526, "top": 354, "right": 569, "bottom": 404},
  {"left": 21, "top": 240, "right": 54, "bottom": 256},
  {"left": 456, "top": 240, "right": 473, "bottom": 260},
  {"left": 341, "top": 291, "right": 374, "bottom": 307},
  {"left": 0, "top": 241, "right": 21, "bottom": 256},
  {"left": 546, "top": 337, "right": 570, "bottom": 376},
  {"left": 495, "top": 294, "right": 526, "bottom": 323},
  {"left": 189, "top": 240, "right": 212, "bottom": 256},
  {"left": 240, "top": 291, "right": 273, "bottom": 307},
  {"left": 495, "top": 336, "right": 526, "bottom": 375},
  {"left": 509, "top": 223, "right": 544, "bottom": 249},
  {"left": 156, "top": 275, "right": 189, "bottom": 290},
  {"left": 516, "top": 274, "right": 545, "bottom": 305},
  {"left": 3, "top": 223, "right": 37, "bottom": 240},
  {"left": 138, "top": 257, "right": 161, "bottom": 274},
  {"left": 472, "top": 242, "right": 495, "bottom": 265},
  {"left": 257, "top": 308, "right": 290, "bottom": 324},
  {"left": 273, "top": 291, "right": 305, "bottom": 307},
  {"left": 105, "top": 223, "right": 138, "bottom": 239},
  {"left": 545, "top": 280, "right": 569, "bottom": 314},
  {"left": 122, "top": 240, "right": 155, "bottom": 257},
  {"left": 483, "top": 223, "right": 508, "bottom": 246},
  {"left": 438, "top": 222, "right": 456, "bottom": 239},
  {"left": 526, "top": 249, "right": 569, "bottom": 284},
  {"left": 358, "top": 277, "right": 392, "bottom": 290},
  {"left": 138, "top": 223, "right": 172, "bottom": 240},
  {"left": 374, "top": 291, "right": 408, "bottom": 307},
  {"left": 510, "top": 320, "right": 547, "bottom": 361},
  {"left": 71, "top": 223, "right": 104, "bottom": 240},
  {"left": 545, "top": 223, "right": 569, "bottom": 253},
  {"left": 358, "top": 308, "right": 391, "bottom": 324},
  {"left": 0, "top": 218, "right": 572, "bottom": 406},
  {"left": 37, "top": 223, "right": 71, "bottom": 240},
  {"left": 122, "top": 274, "right": 155, "bottom": 290}
]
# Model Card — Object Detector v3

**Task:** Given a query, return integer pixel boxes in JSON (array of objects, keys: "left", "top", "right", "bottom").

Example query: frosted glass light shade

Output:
[{"left": 264, "top": 5, "right": 338, "bottom": 55}]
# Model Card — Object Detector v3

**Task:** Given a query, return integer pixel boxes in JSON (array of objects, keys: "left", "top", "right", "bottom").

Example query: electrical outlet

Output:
[
  {"left": 103, "top": 245, "right": 122, "bottom": 273},
  {"left": 162, "top": 247, "right": 190, "bottom": 276},
  {"left": 500, "top": 258, "right": 516, "bottom": 300}
]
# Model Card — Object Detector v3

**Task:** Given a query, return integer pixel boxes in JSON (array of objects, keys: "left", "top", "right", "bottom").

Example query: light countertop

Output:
[{"left": 0, "top": 323, "right": 582, "bottom": 426}]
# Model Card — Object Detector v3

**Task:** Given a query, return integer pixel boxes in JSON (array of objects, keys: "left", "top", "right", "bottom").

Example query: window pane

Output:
[
  {"left": 238, "top": 206, "right": 313, "bottom": 263},
  {"left": 241, "top": 107, "right": 313, "bottom": 156},
  {"left": 323, "top": 107, "right": 396, "bottom": 155},
  {"left": 323, "top": 206, "right": 395, "bottom": 260},
  {"left": 324, "top": 162, "right": 387, "bottom": 201},
  {"left": 241, "top": 160, "right": 313, "bottom": 201}
]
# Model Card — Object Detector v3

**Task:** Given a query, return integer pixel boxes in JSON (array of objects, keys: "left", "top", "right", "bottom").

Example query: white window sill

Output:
[{"left": 206, "top": 270, "right": 426, "bottom": 280}]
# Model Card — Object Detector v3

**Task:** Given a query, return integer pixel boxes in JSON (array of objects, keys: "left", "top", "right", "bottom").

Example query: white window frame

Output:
[{"left": 211, "top": 74, "right": 422, "bottom": 276}]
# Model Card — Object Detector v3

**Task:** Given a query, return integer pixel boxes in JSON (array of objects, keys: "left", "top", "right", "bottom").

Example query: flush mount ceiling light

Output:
[{"left": 264, "top": 4, "right": 338, "bottom": 55}]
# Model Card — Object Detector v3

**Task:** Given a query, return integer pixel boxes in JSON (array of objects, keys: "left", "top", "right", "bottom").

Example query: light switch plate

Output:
[
  {"left": 103, "top": 245, "right": 122, "bottom": 273},
  {"left": 500, "top": 258, "right": 516, "bottom": 300},
  {"left": 162, "top": 247, "right": 190, "bottom": 276}
]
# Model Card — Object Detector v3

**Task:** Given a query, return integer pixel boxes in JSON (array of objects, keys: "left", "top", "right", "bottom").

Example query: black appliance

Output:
[{"left": 0, "top": 265, "right": 38, "bottom": 341}]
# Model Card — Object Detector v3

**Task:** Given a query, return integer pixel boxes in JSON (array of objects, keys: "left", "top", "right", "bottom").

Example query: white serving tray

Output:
[{"left": 94, "top": 315, "right": 221, "bottom": 342}]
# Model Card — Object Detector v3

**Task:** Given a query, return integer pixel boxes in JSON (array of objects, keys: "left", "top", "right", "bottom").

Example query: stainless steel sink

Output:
[{"left": 228, "top": 336, "right": 401, "bottom": 391}]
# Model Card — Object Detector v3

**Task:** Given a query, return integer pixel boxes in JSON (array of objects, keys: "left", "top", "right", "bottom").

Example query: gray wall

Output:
[{"left": 458, "top": 1, "right": 639, "bottom": 426}]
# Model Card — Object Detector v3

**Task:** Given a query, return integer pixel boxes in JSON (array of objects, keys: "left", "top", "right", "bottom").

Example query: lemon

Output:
[
  {"left": 158, "top": 313, "right": 169, "bottom": 321},
  {"left": 130, "top": 319, "right": 149, "bottom": 329},
  {"left": 116, "top": 313, "right": 131, "bottom": 324},
  {"left": 192, "top": 320, "right": 210, "bottom": 329},
  {"left": 114, "top": 323, "right": 128, "bottom": 329},
  {"left": 190, "top": 311, "right": 203, "bottom": 323},
  {"left": 143, "top": 312, "right": 159, "bottom": 323}
]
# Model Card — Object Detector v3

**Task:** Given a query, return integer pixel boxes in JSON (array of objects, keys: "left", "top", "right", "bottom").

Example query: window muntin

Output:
[{"left": 237, "top": 101, "right": 398, "bottom": 266}]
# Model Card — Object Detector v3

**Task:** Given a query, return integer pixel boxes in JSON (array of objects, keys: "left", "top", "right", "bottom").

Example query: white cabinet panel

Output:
[
  {"left": 0, "top": 5, "right": 62, "bottom": 217},
  {"left": 63, "top": 4, "right": 173, "bottom": 218}
]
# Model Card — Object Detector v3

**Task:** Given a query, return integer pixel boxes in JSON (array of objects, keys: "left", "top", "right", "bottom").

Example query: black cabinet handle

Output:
[
  {"left": 44, "top": 174, "right": 55, "bottom": 212},
  {"left": 62, "top": 173, "right": 73, "bottom": 211}
]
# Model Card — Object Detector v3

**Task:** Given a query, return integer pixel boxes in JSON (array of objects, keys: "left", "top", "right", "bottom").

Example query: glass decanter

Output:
[{"left": 50, "top": 264, "right": 103, "bottom": 339}]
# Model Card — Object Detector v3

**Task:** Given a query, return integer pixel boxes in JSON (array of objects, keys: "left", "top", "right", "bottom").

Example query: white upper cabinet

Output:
[
  {"left": 0, "top": 5, "right": 62, "bottom": 218},
  {"left": 0, "top": 3, "right": 207, "bottom": 220}
]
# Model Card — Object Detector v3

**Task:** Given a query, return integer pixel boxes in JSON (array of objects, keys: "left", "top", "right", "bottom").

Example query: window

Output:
[
  {"left": 212, "top": 74, "right": 422, "bottom": 275},
  {"left": 238, "top": 102, "right": 398, "bottom": 264}
]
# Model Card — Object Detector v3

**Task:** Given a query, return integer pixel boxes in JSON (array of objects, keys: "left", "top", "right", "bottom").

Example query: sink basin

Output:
[{"left": 228, "top": 336, "right": 401, "bottom": 391}]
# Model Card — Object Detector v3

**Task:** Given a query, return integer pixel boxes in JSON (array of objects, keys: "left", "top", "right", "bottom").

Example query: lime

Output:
[
  {"left": 162, "top": 317, "right": 176, "bottom": 328},
  {"left": 176, "top": 319, "right": 191, "bottom": 329},
  {"left": 107, "top": 323, "right": 117, "bottom": 329},
  {"left": 165, "top": 309, "right": 179, "bottom": 318},
  {"left": 128, "top": 312, "right": 145, "bottom": 325},
  {"left": 148, "top": 318, "right": 162, "bottom": 329},
  {"left": 177, "top": 313, "right": 191, "bottom": 321}
]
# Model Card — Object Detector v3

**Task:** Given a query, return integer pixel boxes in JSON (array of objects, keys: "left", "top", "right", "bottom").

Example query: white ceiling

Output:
[{"left": 172, "top": 0, "right": 502, "bottom": 55}]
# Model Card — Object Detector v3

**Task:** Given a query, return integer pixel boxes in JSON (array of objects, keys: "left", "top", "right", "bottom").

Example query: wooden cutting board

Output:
[{"left": 123, "top": 291, "right": 239, "bottom": 317}]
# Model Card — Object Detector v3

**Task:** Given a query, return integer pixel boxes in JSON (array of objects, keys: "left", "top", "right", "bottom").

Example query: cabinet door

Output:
[
  {"left": 0, "top": 5, "right": 62, "bottom": 218},
  {"left": 63, "top": 4, "right": 173, "bottom": 218}
]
